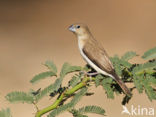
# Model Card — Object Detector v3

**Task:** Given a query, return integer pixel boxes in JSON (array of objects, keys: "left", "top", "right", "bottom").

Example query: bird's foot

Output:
[
  {"left": 80, "top": 71, "right": 98, "bottom": 77},
  {"left": 80, "top": 71, "right": 98, "bottom": 82},
  {"left": 87, "top": 72, "right": 99, "bottom": 76}
]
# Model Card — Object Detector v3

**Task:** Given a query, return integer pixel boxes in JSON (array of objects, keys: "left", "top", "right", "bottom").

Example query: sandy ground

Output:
[{"left": 0, "top": 0, "right": 156, "bottom": 117}]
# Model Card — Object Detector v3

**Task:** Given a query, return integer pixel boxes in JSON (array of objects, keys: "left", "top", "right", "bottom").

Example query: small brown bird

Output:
[{"left": 68, "top": 23, "right": 131, "bottom": 96}]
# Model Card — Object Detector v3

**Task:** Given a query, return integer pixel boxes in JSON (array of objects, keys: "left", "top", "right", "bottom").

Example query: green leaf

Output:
[
  {"left": 78, "top": 105, "right": 105, "bottom": 116},
  {"left": 70, "top": 88, "right": 87, "bottom": 106},
  {"left": 133, "top": 75, "right": 144, "bottom": 93},
  {"left": 144, "top": 82, "right": 156, "bottom": 101},
  {"left": 143, "top": 75, "right": 156, "bottom": 101},
  {"left": 111, "top": 55, "right": 132, "bottom": 68},
  {"left": 114, "top": 63, "right": 122, "bottom": 76},
  {"left": 76, "top": 114, "right": 88, "bottom": 117},
  {"left": 60, "top": 63, "right": 82, "bottom": 78},
  {"left": 133, "top": 74, "right": 156, "bottom": 101},
  {"left": 48, "top": 88, "right": 87, "bottom": 117},
  {"left": 44, "top": 60, "right": 57, "bottom": 74},
  {"left": 102, "top": 78, "right": 114, "bottom": 99},
  {"left": 30, "top": 71, "right": 56, "bottom": 84},
  {"left": 35, "top": 77, "right": 63, "bottom": 102},
  {"left": 0, "top": 108, "right": 12, "bottom": 117},
  {"left": 95, "top": 74, "right": 104, "bottom": 87},
  {"left": 132, "top": 61, "right": 156, "bottom": 75},
  {"left": 6, "top": 91, "right": 34, "bottom": 104},
  {"left": 148, "top": 75, "right": 156, "bottom": 86},
  {"left": 142, "top": 47, "right": 156, "bottom": 60},
  {"left": 69, "top": 74, "right": 81, "bottom": 88},
  {"left": 48, "top": 103, "right": 74, "bottom": 117},
  {"left": 121, "top": 51, "right": 137, "bottom": 61},
  {"left": 69, "top": 109, "right": 88, "bottom": 117},
  {"left": 111, "top": 55, "right": 132, "bottom": 76}
]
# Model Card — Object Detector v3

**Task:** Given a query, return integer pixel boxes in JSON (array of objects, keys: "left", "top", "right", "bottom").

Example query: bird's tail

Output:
[{"left": 113, "top": 73, "right": 132, "bottom": 97}]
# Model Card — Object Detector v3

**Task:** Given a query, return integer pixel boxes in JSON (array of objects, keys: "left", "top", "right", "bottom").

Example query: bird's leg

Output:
[
  {"left": 87, "top": 72, "right": 98, "bottom": 82},
  {"left": 80, "top": 71, "right": 98, "bottom": 82},
  {"left": 86, "top": 72, "right": 99, "bottom": 76},
  {"left": 80, "top": 71, "right": 98, "bottom": 77}
]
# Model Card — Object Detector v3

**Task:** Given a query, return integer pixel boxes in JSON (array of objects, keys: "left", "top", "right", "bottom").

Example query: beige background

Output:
[{"left": 0, "top": 0, "right": 156, "bottom": 117}]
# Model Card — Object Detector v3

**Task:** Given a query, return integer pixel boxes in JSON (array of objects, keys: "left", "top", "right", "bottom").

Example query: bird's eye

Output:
[{"left": 76, "top": 25, "right": 80, "bottom": 28}]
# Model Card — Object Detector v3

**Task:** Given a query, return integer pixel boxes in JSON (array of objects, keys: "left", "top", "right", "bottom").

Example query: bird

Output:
[{"left": 68, "top": 23, "right": 131, "bottom": 96}]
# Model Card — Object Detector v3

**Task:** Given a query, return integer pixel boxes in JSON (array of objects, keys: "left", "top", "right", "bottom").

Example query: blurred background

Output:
[{"left": 0, "top": 0, "right": 156, "bottom": 117}]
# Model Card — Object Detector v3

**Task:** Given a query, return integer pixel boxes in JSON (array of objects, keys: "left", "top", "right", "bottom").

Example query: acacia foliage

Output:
[{"left": 4, "top": 46, "right": 156, "bottom": 117}]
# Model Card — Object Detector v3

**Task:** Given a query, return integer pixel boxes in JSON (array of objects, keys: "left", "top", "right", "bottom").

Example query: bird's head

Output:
[{"left": 68, "top": 23, "right": 91, "bottom": 38}]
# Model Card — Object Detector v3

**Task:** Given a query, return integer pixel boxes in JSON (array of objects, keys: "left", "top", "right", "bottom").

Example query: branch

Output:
[{"left": 35, "top": 77, "right": 95, "bottom": 117}]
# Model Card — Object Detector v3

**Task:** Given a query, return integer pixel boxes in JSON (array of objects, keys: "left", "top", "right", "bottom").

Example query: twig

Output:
[{"left": 35, "top": 77, "right": 95, "bottom": 117}]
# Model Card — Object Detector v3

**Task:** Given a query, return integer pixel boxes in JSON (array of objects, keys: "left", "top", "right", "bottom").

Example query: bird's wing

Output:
[{"left": 82, "top": 39, "right": 114, "bottom": 74}]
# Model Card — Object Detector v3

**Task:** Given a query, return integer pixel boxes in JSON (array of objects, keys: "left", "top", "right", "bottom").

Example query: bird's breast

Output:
[{"left": 78, "top": 39, "right": 87, "bottom": 62}]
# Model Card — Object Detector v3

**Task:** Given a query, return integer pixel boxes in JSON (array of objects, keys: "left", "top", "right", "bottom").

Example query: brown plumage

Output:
[
  {"left": 83, "top": 37, "right": 114, "bottom": 75},
  {"left": 68, "top": 23, "right": 131, "bottom": 96}
]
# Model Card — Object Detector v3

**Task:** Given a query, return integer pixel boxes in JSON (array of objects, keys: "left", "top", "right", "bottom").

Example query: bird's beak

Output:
[{"left": 68, "top": 25, "right": 76, "bottom": 32}]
